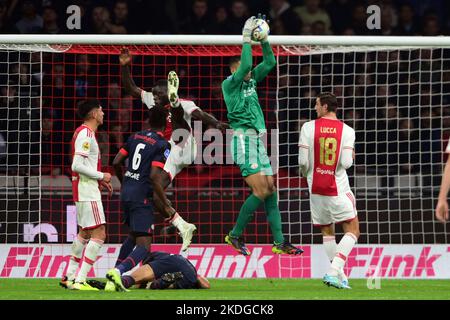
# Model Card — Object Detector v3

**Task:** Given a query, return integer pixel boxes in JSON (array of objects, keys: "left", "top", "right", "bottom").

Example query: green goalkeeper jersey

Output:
[{"left": 222, "top": 41, "right": 276, "bottom": 134}]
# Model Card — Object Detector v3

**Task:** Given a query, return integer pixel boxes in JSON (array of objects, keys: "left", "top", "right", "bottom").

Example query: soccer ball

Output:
[{"left": 251, "top": 19, "right": 270, "bottom": 41}]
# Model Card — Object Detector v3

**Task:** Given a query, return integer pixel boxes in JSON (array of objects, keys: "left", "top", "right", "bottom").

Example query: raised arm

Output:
[
  {"left": 252, "top": 41, "right": 276, "bottom": 82},
  {"left": 119, "top": 48, "right": 141, "bottom": 99},
  {"left": 232, "top": 43, "right": 253, "bottom": 84},
  {"left": 191, "top": 109, "right": 230, "bottom": 132}
]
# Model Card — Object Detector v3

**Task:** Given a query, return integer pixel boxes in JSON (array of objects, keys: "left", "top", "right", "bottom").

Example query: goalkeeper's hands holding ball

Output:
[
  {"left": 242, "top": 16, "right": 256, "bottom": 43},
  {"left": 255, "top": 13, "right": 269, "bottom": 43}
]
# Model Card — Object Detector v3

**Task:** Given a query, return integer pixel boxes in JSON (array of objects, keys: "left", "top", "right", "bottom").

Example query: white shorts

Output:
[
  {"left": 75, "top": 200, "right": 106, "bottom": 230},
  {"left": 164, "top": 134, "right": 197, "bottom": 180},
  {"left": 310, "top": 191, "right": 357, "bottom": 227}
]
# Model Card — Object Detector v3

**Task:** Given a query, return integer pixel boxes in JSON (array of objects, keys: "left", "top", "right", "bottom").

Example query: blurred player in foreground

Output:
[
  {"left": 222, "top": 14, "right": 303, "bottom": 256},
  {"left": 299, "top": 92, "right": 359, "bottom": 289},
  {"left": 435, "top": 138, "right": 450, "bottom": 223},
  {"left": 120, "top": 48, "right": 229, "bottom": 251},
  {"left": 107, "top": 105, "right": 174, "bottom": 290},
  {"left": 61, "top": 99, "right": 112, "bottom": 291},
  {"left": 88, "top": 251, "right": 210, "bottom": 291}
]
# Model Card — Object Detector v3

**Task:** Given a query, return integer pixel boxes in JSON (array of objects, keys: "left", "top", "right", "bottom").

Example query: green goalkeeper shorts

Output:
[{"left": 231, "top": 132, "right": 273, "bottom": 177}]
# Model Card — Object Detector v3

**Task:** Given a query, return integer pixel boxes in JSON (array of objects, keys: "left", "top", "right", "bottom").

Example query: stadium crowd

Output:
[
  {"left": 0, "top": 0, "right": 448, "bottom": 36},
  {"left": 0, "top": 0, "right": 449, "bottom": 189}
]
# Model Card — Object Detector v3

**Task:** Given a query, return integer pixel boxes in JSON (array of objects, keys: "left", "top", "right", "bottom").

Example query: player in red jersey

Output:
[
  {"left": 119, "top": 48, "right": 228, "bottom": 251},
  {"left": 61, "top": 99, "right": 112, "bottom": 291},
  {"left": 299, "top": 92, "right": 359, "bottom": 289}
]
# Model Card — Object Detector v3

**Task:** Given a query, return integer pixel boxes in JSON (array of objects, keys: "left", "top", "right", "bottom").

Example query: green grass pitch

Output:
[{"left": 1, "top": 279, "right": 450, "bottom": 300}]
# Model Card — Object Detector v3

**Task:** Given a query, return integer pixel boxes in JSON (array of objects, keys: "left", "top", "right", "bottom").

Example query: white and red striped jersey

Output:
[
  {"left": 141, "top": 90, "right": 199, "bottom": 141},
  {"left": 446, "top": 138, "right": 450, "bottom": 153},
  {"left": 71, "top": 125, "right": 101, "bottom": 202},
  {"left": 299, "top": 117, "right": 355, "bottom": 197}
]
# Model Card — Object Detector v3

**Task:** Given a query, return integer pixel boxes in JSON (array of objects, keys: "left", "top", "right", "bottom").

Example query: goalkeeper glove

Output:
[
  {"left": 256, "top": 13, "right": 269, "bottom": 43},
  {"left": 242, "top": 16, "right": 256, "bottom": 43}
]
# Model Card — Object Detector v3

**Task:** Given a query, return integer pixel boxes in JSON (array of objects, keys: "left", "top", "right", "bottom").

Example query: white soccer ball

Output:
[{"left": 251, "top": 19, "right": 270, "bottom": 41}]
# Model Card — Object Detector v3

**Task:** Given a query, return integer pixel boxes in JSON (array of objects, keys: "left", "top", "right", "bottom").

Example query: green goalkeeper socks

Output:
[
  {"left": 230, "top": 194, "right": 263, "bottom": 237},
  {"left": 264, "top": 192, "right": 285, "bottom": 244}
]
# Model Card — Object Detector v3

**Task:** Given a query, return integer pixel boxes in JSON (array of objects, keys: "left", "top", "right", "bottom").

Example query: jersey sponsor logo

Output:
[
  {"left": 320, "top": 127, "right": 337, "bottom": 134},
  {"left": 315, "top": 167, "right": 335, "bottom": 176},
  {"left": 125, "top": 171, "right": 140, "bottom": 180},
  {"left": 164, "top": 149, "right": 170, "bottom": 159},
  {"left": 82, "top": 141, "right": 90, "bottom": 152},
  {"left": 243, "top": 86, "right": 256, "bottom": 97}
]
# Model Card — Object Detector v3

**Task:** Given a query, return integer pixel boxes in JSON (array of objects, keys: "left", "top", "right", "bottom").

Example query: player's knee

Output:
[{"left": 91, "top": 225, "right": 106, "bottom": 241}]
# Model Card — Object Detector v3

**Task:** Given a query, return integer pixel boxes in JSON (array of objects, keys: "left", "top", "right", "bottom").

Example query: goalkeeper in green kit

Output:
[{"left": 222, "top": 14, "right": 303, "bottom": 256}]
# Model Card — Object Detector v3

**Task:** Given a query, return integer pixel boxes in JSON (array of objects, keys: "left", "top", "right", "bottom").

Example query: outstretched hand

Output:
[
  {"left": 242, "top": 16, "right": 256, "bottom": 43},
  {"left": 216, "top": 122, "right": 230, "bottom": 133},
  {"left": 119, "top": 47, "right": 132, "bottom": 66}
]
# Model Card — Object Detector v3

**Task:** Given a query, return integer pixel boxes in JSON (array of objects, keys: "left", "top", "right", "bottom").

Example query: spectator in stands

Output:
[
  {"left": 380, "top": 5, "right": 396, "bottom": 35},
  {"left": 398, "top": 119, "right": 420, "bottom": 174},
  {"left": 75, "top": 54, "right": 90, "bottom": 97},
  {"left": 270, "top": 17, "right": 287, "bottom": 35},
  {"left": 393, "top": 3, "right": 419, "bottom": 35},
  {"left": 227, "top": 0, "right": 250, "bottom": 34},
  {"left": 349, "top": 2, "right": 370, "bottom": 35},
  {"left": 97, "top": 130, "right": 110, "bottom": 167},
  {"left": 294, "top": 0, "right": 331, "bottom": 34},
  {"left": 310, "top": 20, "right": 326, "bottom": 35},
  {"left": 91, "top": 6, "right": 111, "bottom": 34},
  {"left": 179, "top": 0, "right": 212, "bottom": 34},
  {"left": 422, "top": 14, "right": 441, "bottom": 36},
  {"left": 327, "top": 0, "right": 352, "bottom": 35},
  {"left": 41, "top": 115, "right": 64, "bottom": 175},
  {"left": 106, "top": 81, "right": 121, "bottom": 120},
  {"left": 0, "top": 0, "right": 18, "bottom": 33},
  {"left": 42, "top": 6, "right": 60, "bottom": 34},
  {"left": 15, "top": 0, "right": 42, "bottom": 33},
  {"left": 107, "top": 0, "right": 133, "bottom": 34},
  {"left": 117, "top": 96, "right": 133, "bottom": 136},
  {"left": 268, "top": 0, "right": 302, "bottom": 35},
  {"left": 109, "top": 122, "right": 123, "bottom": 165},
  {"left": 210, "top": 5, "right": 232, "bottom": 34}
]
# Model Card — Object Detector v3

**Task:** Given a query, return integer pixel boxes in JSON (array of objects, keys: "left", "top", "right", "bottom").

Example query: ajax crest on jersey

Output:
[
  {"left": 82, "top": 141, "right": 90, "bottom": 151},
  {"left": 252, "top": 19, "right": 270, "bottom": 42}
]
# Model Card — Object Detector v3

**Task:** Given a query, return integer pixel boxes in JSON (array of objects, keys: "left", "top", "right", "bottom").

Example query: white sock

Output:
[
  {"left": 75, "top": 238, "right": 104, "bottom": 283},
  {"left": 66, "top": 235, "right": 88, "bottom": 281},
  {"left": 170, "top": 212, "right": 187, "bottom": 232},
  {"left": 329, "top": 233, "right": 357, "bottom": 277},
  {"left": 323, "top": 236, "right": 337, "bottom": 262}
]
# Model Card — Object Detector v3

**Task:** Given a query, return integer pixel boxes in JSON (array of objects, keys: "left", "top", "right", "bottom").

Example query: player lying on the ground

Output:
[
  {"left": 120, "top": 48, "right": 229, "bottom": 251},
  {"left": 435, "top": 137, "right": 450, "bottom": 223},
  {"left": 87, "top": 251, "right": 210, "bottom": 291},
  {"left": 221, "top": 14, "right": 303, "bottom": 256},
  {"left": 107, "top": 105, "right": 176, "bottom": 290},
  {"left": 299, "top": 92, "right": 359, "bottom": 289},
  {"left": 61, "top": 99, "right": 112, "bottom": 291}
]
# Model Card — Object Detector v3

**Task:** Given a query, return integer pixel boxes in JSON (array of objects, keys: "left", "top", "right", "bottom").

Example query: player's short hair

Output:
[
  {"left": 229, "top": 56, "right": 241, "bottom": 67},
  {"left": 318, "top": 92, "right": 338, "bottom": 113},
  {"left": 77, "top": 99, "right": 100, "bottom": 120},
  {"left": 148, "top": 105, "right": 168, "bottom": 130}
]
